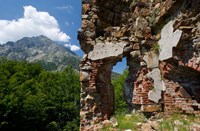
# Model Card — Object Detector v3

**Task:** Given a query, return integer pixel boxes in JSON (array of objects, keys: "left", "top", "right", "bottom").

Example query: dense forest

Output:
[{"left": 0, "top": 59, "right": 80, "bottom": 131}]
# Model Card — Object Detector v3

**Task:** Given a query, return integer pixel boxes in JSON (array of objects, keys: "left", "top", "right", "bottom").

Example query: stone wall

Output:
[{"left": 78, "top": 0, "right": 200, "bottom": 130}]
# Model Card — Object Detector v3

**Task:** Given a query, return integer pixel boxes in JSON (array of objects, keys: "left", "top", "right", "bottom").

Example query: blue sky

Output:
[
  {"left": 0, "top": 0, "right": 126, "bottom": 73},
  {"left": 0, "top": 0, "right": 83, "bottom": 55},
  {"left": 113, "top": 58, "right": 127, "bottom": 74}
]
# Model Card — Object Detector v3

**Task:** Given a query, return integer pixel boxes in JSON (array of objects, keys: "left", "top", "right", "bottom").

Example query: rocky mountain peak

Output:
[{"left": 0, "top": 35, "right": 80, "bottom": 71}]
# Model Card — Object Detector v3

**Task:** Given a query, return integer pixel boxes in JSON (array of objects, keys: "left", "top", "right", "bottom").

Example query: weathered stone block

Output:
[
  {"left": 141, "top": 105, "right": 162, "bottom": 112},
  {"left": 135, "top": 16, "right": 148, "bottom": 31},
  {"left": 110, "top": 117, "right": 118, "bottom": 127},
  {"left": 132, "top": 43, "right": 140, "bottom": 50},
  {"left": 82, "top": 14, "right": 89, "bottom": 19},
  {"left": 80, "top": 71, "right": 90, "bottom": 82},
  {"left": 143, "top": 51, "right": 159, "bottom": 69},
  {"left": 130, "top": 50, "right": 140, "bottom": 58},
  {"left": 88, "top": 41, "right": 127, "bottom": 60}
]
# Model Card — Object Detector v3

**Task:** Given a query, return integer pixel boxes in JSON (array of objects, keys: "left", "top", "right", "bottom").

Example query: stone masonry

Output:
[{"left": 78, "top": 0, "right": 200, "bottom": 130}]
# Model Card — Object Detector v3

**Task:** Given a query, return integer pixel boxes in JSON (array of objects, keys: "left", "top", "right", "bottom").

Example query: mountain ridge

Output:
[{"left": 0, "top": 35, "right": 80, "bottom": 71}]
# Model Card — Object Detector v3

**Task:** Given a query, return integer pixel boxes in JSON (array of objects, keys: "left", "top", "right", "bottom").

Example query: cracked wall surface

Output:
[{"left": 78, "top": 0, "right": 200, "bottom": 130}]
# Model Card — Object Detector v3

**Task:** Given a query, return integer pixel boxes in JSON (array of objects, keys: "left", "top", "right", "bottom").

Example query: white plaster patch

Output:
[
  {"left": 158, "top": 21, "right": 182, "bottom": 61},
  {"left": 147, "top": 68, "right": 166, "bottom": 103},
  {"left": 148, "top": 90, "right": 161, "bottom": 103}
]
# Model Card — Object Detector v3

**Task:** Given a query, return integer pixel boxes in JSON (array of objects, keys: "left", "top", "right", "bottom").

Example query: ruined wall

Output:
[{"left": 78, "top": 0, "right": 200, "bottom": 130}]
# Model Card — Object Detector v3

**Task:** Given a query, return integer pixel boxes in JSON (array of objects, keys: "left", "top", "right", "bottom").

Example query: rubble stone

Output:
[
  {"left": 141, "top": 123, "right": 153, "bottom": 131},
  {"left": 110, "top": 117, "right": 118, "bottom": 127}
]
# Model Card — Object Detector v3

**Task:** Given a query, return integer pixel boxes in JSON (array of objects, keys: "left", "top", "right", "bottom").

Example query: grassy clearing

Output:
[
  {"left": 116, "top": 111, "right": 146, "bottom": 130},
  {"left": 102, "top": 111, "right": 147, "bottom": 130},
  {"left": 102, "top": 112, "right": 200, "bottom": 131},
  {"left": 159, "top": 113, "right": 200, "bottom": 131}
]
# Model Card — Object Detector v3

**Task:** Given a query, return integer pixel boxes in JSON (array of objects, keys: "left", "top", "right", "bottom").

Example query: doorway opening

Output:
[{"left": 111, "top": 57, "right": 129, "bottom": 114}]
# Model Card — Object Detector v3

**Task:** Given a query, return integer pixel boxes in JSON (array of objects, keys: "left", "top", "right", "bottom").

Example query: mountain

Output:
[
  {"left": 0, "top": 35, "right": 80, "bottom": 71},
  {"left": 111, "top": 71, "right": 120, "bottom": 79}
]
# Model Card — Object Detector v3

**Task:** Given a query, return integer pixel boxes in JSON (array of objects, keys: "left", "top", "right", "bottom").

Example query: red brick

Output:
[
  {"left": 197, "top": 66, "right": 200, "bottom": 72},
  {"left": 187, "top": 61, "right": 193, "bottom": 67},
  {"left": 193, "top": 64, "right": 198, "bottom": 70}
]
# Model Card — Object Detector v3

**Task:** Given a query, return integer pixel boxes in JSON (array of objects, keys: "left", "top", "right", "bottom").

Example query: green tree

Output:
[
  {"left": 0, "top": 59, "right": 80, "bottom": 130},
  {"left": 112, "top": 69, "right": 128, "bottom": 113}
]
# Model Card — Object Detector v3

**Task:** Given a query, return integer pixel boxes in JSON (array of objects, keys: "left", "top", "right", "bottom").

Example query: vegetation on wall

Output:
[
  {"left": 0, "top": 59, "right": 80, "bottom": 131},
  {"left": 152, "top": 42, "right": 160, "bottom": 54}
]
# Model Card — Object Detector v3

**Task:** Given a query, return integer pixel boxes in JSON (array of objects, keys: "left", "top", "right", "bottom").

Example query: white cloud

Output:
[
  {"left": 56, "top": 5, "right": 73, "bottom": 10},
  {"left": 64, "top": 44, "right": 80, "bottom": 51},
  {"left": 65, "top": 21, "right": 75, "bottom": 27},
  {"left": 65, "top": 21, "right": 70, "bottom": 26},
  {"left": 56, "top": 5, "right": 73, "bottom": 13},
  {"left": 0, "top": 5, "right": 70, "bottom": 44}
]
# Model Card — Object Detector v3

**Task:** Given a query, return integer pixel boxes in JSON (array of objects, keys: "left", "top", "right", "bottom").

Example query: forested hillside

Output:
[{"left": 0, "top": 59, "right": 80, "bottom": 130}]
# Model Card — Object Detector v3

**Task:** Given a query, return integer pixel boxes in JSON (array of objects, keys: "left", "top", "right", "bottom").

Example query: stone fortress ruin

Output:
[{"left": 78, "top": 0, "right": 200, "bottom": 130}]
